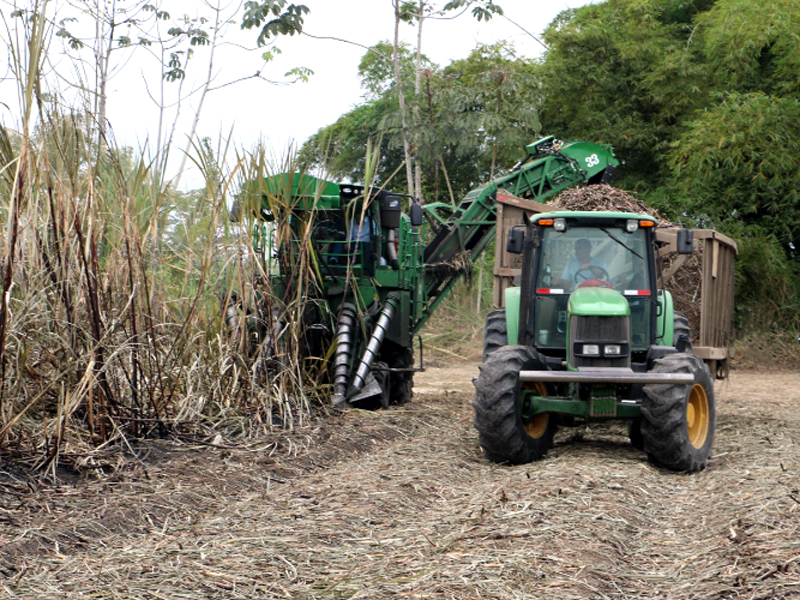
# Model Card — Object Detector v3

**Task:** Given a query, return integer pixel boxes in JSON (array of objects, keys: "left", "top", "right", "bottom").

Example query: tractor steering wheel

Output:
[{"left": 574, "top": 265, "right": 609, "bottom": 283}]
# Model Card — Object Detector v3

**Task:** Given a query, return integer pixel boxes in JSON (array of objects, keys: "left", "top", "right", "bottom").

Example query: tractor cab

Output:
[{"left": 520, "top": 212, "right": 659, "bottom": 362}]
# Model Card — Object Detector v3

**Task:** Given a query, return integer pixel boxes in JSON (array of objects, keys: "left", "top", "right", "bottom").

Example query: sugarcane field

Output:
[
  {"left": 4, "top": 1, "right": 800, "bottom": 599},
  {"left": 2, "top": 161, "right": 798, "bottom": 599}
]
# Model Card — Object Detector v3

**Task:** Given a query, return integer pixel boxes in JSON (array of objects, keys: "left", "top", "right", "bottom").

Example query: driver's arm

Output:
[{"left": 552, "top": 263, "right": 574, "bottom": 289}]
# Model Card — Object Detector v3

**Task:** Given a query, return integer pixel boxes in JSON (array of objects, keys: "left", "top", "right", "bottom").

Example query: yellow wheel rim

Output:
[
  {"left": 525, "top": 413, "right": 550, "bottom": 438},
  {"left": 687, "top": 383, "right": 710, "bottom": 449},
  {"left": 522, "top": 382, "right": 549, "bottom": 439}
]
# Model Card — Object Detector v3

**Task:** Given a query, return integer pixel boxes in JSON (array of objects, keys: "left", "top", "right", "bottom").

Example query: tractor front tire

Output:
[
  {"left": 641, "top": 353, "right": 715, "bottom": 472},
  {"left": 483, "top": 309, "right": 508, "bottom": 361},
  {"left": 472, "top": 345, "right": 556, "bottom": 464}
]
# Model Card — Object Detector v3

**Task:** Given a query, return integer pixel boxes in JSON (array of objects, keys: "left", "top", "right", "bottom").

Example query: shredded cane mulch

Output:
[{"left": 1, "top": 365, "right": 799, "bottom": 600}]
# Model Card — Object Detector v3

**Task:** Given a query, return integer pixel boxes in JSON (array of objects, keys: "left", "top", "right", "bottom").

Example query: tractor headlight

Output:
[
  {"left": 582, "top": 344, "right": 600, "bottom": 355},
  {"left": 605, "top": 344, "right": 622, "bottom": 355}
]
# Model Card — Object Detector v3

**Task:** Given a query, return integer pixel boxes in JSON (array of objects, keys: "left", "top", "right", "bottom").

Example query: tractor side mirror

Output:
[
  {"left": 507, "top": 227, "right": 525, "bottom": 254},
  {"left": 410, "top": 203, "right": 423, "bottom": 227},
  {"left": 676, "top": 228, "right": 694, "bottom": 254}
]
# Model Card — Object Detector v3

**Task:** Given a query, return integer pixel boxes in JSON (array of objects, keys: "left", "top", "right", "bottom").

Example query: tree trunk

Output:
[
  {"left": 393, "top": 1, "right": 415, "bottom": 198},
  {"left": 413, "top": 0, "right": 424, "bottom": 201}
]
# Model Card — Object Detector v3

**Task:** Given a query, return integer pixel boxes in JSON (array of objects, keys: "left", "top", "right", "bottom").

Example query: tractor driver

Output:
[{"left": 557, "top": 238, "right": 607, "bottom": 289}]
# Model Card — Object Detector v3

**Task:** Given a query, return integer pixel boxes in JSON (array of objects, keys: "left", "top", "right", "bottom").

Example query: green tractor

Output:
[{"left": 473, "top": 211, "right": 735, "bottom": 472}]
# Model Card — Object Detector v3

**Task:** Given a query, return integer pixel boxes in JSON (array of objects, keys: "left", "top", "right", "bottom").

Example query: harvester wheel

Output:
[
  {"left": 372, "top": 361, "right": 392, "bottom": 409},
  {"left": 472, "top": 345, "right": 556, "bottom": 464},
  {"left": 380, "top": 341, "right": 414, "bottom": 406},
  {"left": 673, "top": 311, "right": 693, "bottom": 353},
  {"left": 389, "top": 371, "right": 413, "bottom": 406},
  {"left": 483, "top": 309, "right": 508, "bottom": 361},
  {"left": 641, "top": 353, "right": 715, "bottom": 472}
]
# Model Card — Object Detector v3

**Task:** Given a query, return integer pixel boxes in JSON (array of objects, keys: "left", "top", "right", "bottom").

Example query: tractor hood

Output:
[{"left": 568, "top": 287, "right": 630, "bottom": 317}]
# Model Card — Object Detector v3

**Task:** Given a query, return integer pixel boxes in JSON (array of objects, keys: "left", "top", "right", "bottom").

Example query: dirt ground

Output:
[{"left": 2, "top": 363, "right": 800, "bottom": 599}]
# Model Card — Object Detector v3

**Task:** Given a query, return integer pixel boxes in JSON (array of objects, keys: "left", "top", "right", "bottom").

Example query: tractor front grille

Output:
[{"left": 570, "top": 315, "right": 630, "bottom": 368}]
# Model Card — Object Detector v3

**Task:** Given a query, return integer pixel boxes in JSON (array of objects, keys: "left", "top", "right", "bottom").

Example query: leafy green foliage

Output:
[
  {"left": 669, "top": 92, "right": 800, "bottom": 245},
  {"left": 730, "top": 225, "right": 800, "bottom": 334},
  {"left": 298, "top": 97, "right": 405, "bottom": 185},
  {"left": 443, "top": 0, "right": 504, "bottom": 22},
  {"left": 428, "top": 42, "right": 540, "bottom": 174},
  {"left": 697, "top": 0, "right": 800, "bottom": 95},
  {"left": 56, "top": 27, "right": 84, "bottom": 50},
  {"left": 165, "top": 51, "right": 186, "bottom": 81},
  {"left": 539, "top": 0, "right": 712, "bottom": 184},
  {"left": 357, "top": 41, "right": 418, "bottom": 99},
  {"left": 241, "top": 1, "right": 309, "bottom": 46}
]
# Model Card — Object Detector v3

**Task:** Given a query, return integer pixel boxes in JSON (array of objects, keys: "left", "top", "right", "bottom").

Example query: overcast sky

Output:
[{"left": 2, "top": 0, "right": 592, "bottom": 187}]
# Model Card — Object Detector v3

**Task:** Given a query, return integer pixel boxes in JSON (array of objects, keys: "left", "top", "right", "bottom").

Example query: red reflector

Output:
[
  {"left": 623, "top": 290, "right": 651, "bottom": 296},
  {"left": 537, "top": 288, "right": 566, "bottom": 294}
]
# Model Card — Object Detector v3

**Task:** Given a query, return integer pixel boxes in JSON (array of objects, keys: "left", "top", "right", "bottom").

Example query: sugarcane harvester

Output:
[{"left": 234, "top": 137, "right": 618, "bottom": 408}]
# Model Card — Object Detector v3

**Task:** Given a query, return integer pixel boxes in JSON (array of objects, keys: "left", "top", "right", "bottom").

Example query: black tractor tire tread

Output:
[
  {"left": 641, "top": 353, "right": 715, "bottom": 472},
  {"left": 628, "top": 418, "right": 644, "bottom": 451},
  {"left": 674, "top": 311, "right": 693, "bottom": 353},
  {"left": 472, "top": 345, "right": 556, "bottom": 465},
  {"left": 389, "top": 372, "right": 413, "bottom": 406},
  {"left": 371, "top": 360, "right": 391, "bottom": 410},
  {"left": 483, "top": 309, "right": 508, "bottom": 361}
]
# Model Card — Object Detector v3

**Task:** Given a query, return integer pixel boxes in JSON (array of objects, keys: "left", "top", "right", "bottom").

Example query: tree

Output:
[
  {"left": 538, "top": 0, "right": 713, "bottom": 186},
  {"left": 297, "top": 40, "right": 423, "bottom": 190},
  {"left": 428, "top": 41, "right": 540, "bottom": 182},
  {"left": 536, "top": 0, "right": 800, "bottom": 332},
  {"left": 49, "top": 0, "right": 309, "bottom": 180},
  {"left": 395, "top": 0, "right": 504, "bottom": 201},
  {"left": 696, "top": 0, "right": 800, "bottom": 96}
]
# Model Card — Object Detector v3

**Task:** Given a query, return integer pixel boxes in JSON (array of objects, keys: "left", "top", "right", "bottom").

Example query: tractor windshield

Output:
[{"left": 533, "top": 224, "right": 652, "bottom": 350}]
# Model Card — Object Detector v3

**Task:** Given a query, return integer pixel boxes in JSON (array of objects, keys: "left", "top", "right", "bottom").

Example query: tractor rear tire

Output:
[
  {"left": 483, "top": 309, "right": 508, "bottom": 361},
  {"left": 674, "top": 311, "right": 693, "bottom": 353},
  {"left": 641, "top": 353, "right": 715, "bottom": 472},
  {"left": 472, "top": 345, "right": 556, "bottom": 464}
]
